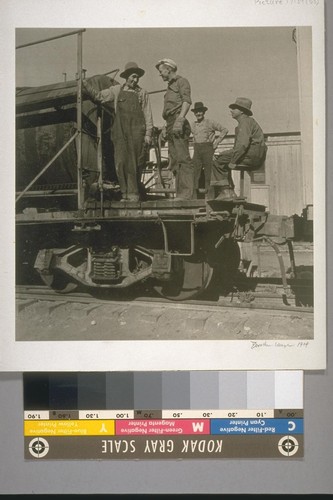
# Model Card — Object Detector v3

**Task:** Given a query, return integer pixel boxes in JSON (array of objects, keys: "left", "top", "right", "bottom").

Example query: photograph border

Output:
[{"left": 0, "top": 0, "right": 326, "bottom": 371}]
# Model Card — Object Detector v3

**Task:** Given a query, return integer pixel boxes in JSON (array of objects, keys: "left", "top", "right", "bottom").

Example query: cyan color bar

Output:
[{"left": 211, "top": 418, "right": 304, "bottom": 435}]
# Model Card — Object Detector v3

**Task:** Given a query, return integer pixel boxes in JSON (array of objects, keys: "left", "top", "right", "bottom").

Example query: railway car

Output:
[{"left": 15, "top": 72, "right": 295, "bottom": 301}]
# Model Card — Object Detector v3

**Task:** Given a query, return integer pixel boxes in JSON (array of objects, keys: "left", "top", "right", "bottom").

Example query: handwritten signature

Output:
[
  {"left": 255, "top": 0, "right": 319, "bottom": 6},
  {"left": 250, "top": 341, "right": 309, "bottom": 349}
]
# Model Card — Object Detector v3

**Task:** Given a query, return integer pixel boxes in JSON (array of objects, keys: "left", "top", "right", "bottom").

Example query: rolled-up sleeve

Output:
[
  {"left": 210, "top": 120, "right": 228, "bottom": 145},
  {"left": 212, "top": 120, "right": 229, "bottom": 137},
  {"left": 141, "top": 89, "right": 154, "bottom": 137},
  {"left": 83, "top": 79, "right": 117, "bottom": 104},
  {"left": 177, "top": 77, "right": 192, "bottom": 105}
]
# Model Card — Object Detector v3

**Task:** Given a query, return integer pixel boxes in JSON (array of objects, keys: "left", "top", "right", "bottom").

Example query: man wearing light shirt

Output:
[
  {"left": 156, "top": 58, "right": 195, "bottom": 200},
  {"left": 190, "top": 101, "right": 228, "bottom": 198}
]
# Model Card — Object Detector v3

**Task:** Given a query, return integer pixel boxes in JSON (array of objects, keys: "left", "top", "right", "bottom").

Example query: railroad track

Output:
[
  {"left": 16, "top": 282, "right": 313, "bottom": 314},
  {"left": 15, "top": 282, "right": 314, "bottom": 342}
]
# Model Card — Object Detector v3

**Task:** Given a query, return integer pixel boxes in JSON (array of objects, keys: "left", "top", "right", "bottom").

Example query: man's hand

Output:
[
  {"left": 144, "top": 135, "right": 152, "bottom": 146},
  {"left": 228, "top": 162, "right": 237, "bottom": 170},
  {"left": 172, "top": 117, "right": 185, "bottom": 138},
  {"left": 160, "top": 125, "right": 167, "bottom": 142}
]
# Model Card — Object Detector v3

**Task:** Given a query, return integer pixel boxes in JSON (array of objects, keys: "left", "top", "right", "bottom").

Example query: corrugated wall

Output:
[
  {"left": 264, "top": 134, "right": 304, "bottom": 216},
  {"left": 216, "top": 132, "right": 305, "bottom": 217}
]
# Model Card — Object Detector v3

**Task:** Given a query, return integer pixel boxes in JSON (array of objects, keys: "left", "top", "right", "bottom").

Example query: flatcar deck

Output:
[{"left": 16, "top": 197, "right": 267, "bottom": 223}]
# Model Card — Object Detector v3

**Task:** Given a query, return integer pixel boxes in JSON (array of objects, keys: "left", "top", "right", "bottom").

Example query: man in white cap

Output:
[
  {"left": 155, "top": 58, "right": 195, "bottom": 200},
  {"left": 211, "top": 97, "right": 267, "bottom": 200},
  {"left": 83, "top": 62, "right": 153, "bottom": 202}
]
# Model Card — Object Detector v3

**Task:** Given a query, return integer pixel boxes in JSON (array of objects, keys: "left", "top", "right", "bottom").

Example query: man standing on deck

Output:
[
  {"left": 83, "top": 61, "right": 153, "bottom": 202},
  {"left": 155, "top": 58, "right": 195, "bottom": 200},
  {"left": 190, "top": 101, "right": 228, "bottom": 198}
]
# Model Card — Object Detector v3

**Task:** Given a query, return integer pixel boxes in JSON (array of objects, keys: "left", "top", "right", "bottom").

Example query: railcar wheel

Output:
[
  {"left": 154, "top": 257, "right": 213, "bottom": 301},
  {"left": 40, "top": 271, "right": 78, "bottom": 294}
]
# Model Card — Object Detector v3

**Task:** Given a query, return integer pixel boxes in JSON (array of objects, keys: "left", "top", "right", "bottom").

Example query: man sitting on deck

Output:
[{"left": 211, "top": 97, "right": 267, "bottom": 200}]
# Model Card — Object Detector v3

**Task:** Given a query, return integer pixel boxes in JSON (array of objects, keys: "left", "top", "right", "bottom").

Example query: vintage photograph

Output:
[{"left": 1, "top": 0, "right": 326, "bottom": 371}]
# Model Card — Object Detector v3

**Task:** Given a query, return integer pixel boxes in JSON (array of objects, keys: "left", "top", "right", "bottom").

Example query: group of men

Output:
[{"left": 83, "top": 58, "right": 267, "bottom": 202}]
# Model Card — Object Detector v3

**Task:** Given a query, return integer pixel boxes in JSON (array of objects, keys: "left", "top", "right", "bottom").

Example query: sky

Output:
[{"left": 15, "top": 26, "right": 304, "bottom": 133}]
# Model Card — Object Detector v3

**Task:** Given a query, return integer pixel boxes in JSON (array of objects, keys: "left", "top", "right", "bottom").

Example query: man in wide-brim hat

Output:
[
  {"left": 190, "top": 101, "right": 228, "bottom": 198},
  {"left": 83, "top": 61, "right": 153, "bottom": 202},
  {"left": 210, "top": 97, "right": 268, "bottom": 200},
  {"left": 191, "top": 101, "right": 208, "bottom": 113},
  {"left": 119, "top": 61, "right": 145, "bottom": 79},
  {"left": 228, "top": 97, "right": 253, "bottom": 116}
]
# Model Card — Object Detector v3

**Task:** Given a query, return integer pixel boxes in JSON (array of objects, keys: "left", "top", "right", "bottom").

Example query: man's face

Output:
[
  {"left": 230, "top": 108, "right": 243, "bottom": 119},
  {"left": 194, "top": 110, "right": 205, "bottom": 122},
  {"left": 158, "top": 65, "right": 172, "bottom": 82},
  {"left": 126, "top": 73, "right": 140, "bottom": 89}
]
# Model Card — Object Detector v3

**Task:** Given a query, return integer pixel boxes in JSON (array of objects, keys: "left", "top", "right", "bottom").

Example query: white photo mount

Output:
[{"left": 0, "top": 0, "right": 326, "bottom": 371}]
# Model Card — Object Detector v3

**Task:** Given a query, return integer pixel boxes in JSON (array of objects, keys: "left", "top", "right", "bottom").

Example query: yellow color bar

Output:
[{"left": 24, "top": 420, "right": 115, "bottom": 436}]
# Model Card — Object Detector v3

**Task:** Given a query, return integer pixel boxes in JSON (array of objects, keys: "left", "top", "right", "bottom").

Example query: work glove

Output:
[
  {"left": 172, "top": 116, "right": 185, "bottom": 138},
  {"left": 160, "top": 125, "right": 167, "bottom": 142},
  {"left": 144, "top": 135, "right": 152, "bottom": 146}
]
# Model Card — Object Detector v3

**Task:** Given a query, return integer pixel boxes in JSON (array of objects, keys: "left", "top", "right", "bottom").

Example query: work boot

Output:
[
  {"left": 127, "top": 193, "right": 140, "bottom": 202},
  {"left": 215, "top": 186, "right": 237, "bottom": 201},
  {"left": 205, "top": 186, "right": 216, "bottom": 200}
]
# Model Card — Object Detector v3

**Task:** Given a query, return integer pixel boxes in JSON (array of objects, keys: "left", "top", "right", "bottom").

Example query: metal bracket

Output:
[{"left": 159, "top": 219, "right": 195, "bottom": 256}]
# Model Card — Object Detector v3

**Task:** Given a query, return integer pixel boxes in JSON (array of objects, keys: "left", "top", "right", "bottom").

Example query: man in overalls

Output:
[
  {"left": 155, "top": 58, "right": 195, "bottom": 200},
  {"left": 83, "top": 62, "right": 153, "bottom": 201}
]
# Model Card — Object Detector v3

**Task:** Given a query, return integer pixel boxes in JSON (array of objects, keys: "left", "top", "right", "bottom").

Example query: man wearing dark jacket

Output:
[{"left": 211, "top": 97, "right": 267, "bottom": 200}]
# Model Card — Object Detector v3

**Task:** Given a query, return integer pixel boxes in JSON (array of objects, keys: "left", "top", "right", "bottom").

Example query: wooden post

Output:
[
  {"left": 76, "top": 31, "right": 84, "bottom": 210},
  {"left": 296, "top": 27, "right": 313, "bottom": 208}
]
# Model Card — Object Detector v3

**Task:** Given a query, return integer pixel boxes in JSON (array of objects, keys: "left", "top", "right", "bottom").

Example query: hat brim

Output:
[
  {"left": 229, "top": 104, "right": 252, "bottom": 116},
  {"left": 155, "top": 61, "right": 177, "bottom": 71},
  {"left": 120, "top": 67, "right": 145, "bottom": 79},
  {"left": 191, "top": 107, "right": 208, "bottom": 113}
]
